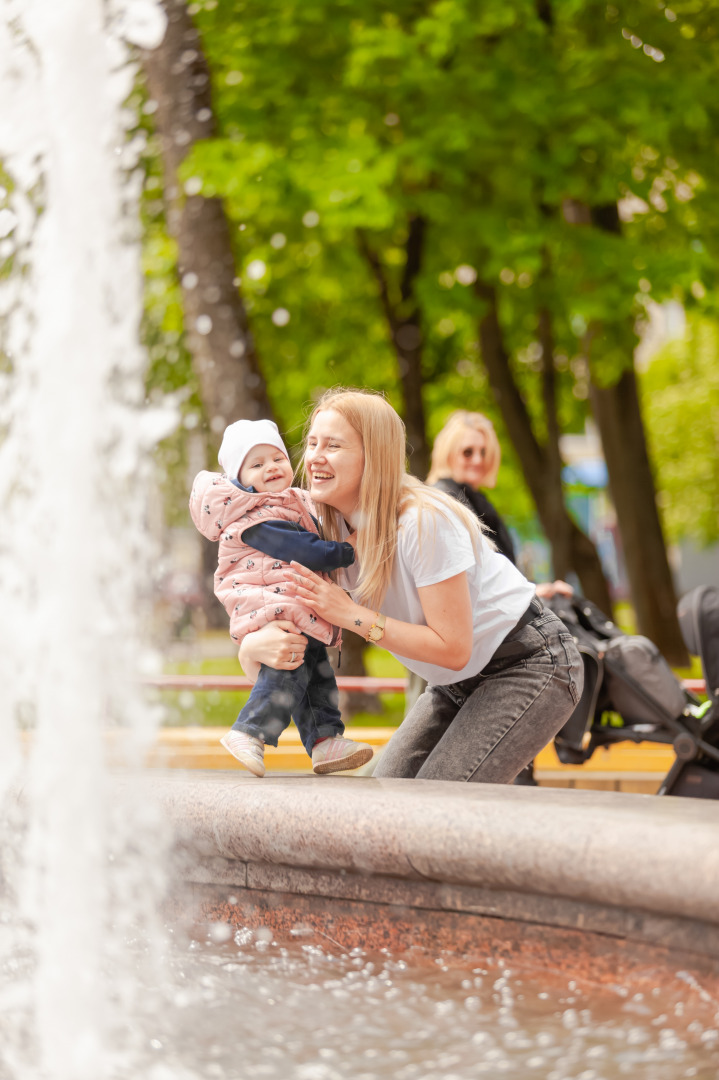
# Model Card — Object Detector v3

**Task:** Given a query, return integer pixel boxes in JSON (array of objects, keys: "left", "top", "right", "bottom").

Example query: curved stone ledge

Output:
[{"left": 152, "top": 773, "right": 719, "bottom": 939}]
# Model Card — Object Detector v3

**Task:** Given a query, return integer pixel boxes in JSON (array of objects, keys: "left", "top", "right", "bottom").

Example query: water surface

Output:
[{"left": 116, "top": 927, "right": 719, "bottom": 1080}]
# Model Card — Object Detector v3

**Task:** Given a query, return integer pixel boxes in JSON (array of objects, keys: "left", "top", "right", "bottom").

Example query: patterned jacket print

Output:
[{"left": 189, "top": 471, "right": 341, "bottom": 647}]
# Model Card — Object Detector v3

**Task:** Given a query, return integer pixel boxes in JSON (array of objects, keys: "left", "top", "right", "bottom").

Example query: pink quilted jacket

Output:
[{"left": 189, "top": 471, "right": 341, "bottom": 647}]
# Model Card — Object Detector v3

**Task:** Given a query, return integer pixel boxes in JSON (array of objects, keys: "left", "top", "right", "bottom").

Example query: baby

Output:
[{"left": 189, "top": 418, "right": 373, "bottom": 777}]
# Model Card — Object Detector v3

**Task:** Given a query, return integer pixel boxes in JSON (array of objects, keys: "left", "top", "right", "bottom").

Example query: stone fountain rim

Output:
[{"left": 147, "top": 771, "right": 719, "bottom": 930}]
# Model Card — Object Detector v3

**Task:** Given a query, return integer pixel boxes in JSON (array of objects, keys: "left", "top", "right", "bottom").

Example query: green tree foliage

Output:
[
  {"left": 156, "top": 0, "right": 718, "bottom": 546},
  {"left": 642, "top": 317, "right": 719, "bottom": 546}
]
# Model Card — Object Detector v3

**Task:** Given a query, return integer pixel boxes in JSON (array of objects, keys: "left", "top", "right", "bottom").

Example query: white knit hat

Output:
[{"left": 218, "top": 419, "right": 289, "bottom": 480}]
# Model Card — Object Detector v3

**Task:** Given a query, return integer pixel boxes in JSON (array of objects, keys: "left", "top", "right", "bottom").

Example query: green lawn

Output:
[{"left": 157, "top": 643, "right": 407, "bottom": 728}]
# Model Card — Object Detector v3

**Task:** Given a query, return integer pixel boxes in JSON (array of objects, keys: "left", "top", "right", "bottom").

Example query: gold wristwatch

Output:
[{"left": 367, "top": 612, "right": 386, "bottom": 643}]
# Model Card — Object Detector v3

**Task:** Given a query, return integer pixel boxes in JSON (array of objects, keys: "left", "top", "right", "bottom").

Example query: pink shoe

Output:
[
  {"left": 220, "top": 731, "right": 265, "bottom": 777},
  {"left": 312, "top": 736, "right": 373, "bottom": 775}
]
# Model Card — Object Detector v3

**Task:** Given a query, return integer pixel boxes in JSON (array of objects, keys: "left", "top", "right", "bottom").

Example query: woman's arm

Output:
[
  {"left": 238, "top": 620, "right": 308, "bottom": 683},
  {"left": 283, "top": 563, "right": 474, "bottom": 671}
]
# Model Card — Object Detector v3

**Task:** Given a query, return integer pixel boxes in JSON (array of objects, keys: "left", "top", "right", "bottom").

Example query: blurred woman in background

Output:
[{"left": 426, "top": 411, "right": 516, "bottom": 564}]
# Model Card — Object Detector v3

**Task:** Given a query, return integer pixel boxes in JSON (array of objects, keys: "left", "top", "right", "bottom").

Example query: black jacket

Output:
[{"left": 433, "top": 478, "right": 516, "bottom": 565}]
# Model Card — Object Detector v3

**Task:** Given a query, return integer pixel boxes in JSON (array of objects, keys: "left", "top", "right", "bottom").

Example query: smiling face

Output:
[
  {"left": 239, "top": 444, "right": 294, "bottom": 492},
  {"left": 304, "top": 408, "right": 365, "bottom": 519},
  {"left": 447, "top": 426, "right": 490, "bottom": 489}
]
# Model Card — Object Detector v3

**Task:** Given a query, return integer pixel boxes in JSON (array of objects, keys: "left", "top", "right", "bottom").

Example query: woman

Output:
[
  {"left": 428, "top": 410, "right": 573, "bottom": 600},
  {"left": 239, "top": 389, "right": 582, "bottom": 784},
  {"left": 427, "top": 410, "right": 517, "bottom": 563}
]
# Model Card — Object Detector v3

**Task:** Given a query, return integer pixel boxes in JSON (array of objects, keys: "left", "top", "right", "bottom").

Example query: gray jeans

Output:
[{"left": 374, "top": 607, "right": 583, "bottom": 784}]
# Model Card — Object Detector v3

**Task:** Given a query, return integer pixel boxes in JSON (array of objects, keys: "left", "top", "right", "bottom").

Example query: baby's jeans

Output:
[{"left": 231, "top": 635, "right": 344, "bottom": 756}]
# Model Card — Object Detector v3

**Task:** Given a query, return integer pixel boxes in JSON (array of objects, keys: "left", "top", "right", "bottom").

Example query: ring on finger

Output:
[{"left": 290, "top": 651, "right": 296, "bottom": 663}]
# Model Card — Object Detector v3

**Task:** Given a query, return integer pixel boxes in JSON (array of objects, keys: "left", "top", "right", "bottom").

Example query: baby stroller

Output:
[{"left": 546, "top": 586, "right": 719, "bottom": 799}]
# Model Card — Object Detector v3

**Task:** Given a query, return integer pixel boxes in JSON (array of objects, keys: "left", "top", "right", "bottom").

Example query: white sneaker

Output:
[
  {"left": 312, "top": 736, "right": 373, "bottom": 775},
  {"left": 220, "top": 730, "right": 265, "bottom": 777}
]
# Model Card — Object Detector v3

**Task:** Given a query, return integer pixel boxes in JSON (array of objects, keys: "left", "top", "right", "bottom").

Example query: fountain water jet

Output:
[{"left": 0, "top": 2, "right": 169, "bottom": 1077}]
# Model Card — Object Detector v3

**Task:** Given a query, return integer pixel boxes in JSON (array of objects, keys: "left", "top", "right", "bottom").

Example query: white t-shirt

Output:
[{"left": 340, "top": 503, "right": 535, "bottom": 686}]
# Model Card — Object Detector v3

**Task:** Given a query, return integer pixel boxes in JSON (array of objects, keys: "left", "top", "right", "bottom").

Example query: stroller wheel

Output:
[{"left": 673, "top": 732, "right": 698, "bottom": 761}]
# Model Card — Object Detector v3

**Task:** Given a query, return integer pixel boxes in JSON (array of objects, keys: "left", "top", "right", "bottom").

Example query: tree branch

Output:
[{"left": 356, "top": 228, "right": 397, "bottom": 332}]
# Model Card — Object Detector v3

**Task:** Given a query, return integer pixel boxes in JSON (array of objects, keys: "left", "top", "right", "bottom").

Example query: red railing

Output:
[
  {"left": 146, "top": 674, "right": 706, "bottom": 695},
  {"left": 146, "top": 675, "right": 407, "bottom": 693}
]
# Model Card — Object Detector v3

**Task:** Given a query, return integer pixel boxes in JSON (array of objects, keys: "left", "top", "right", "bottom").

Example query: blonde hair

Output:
[
  {"left": 303, "top": 389, "right": 489, "bottom": 609},
  {"left": 426, "top": 411, "right": 501, "bottom": 489}
]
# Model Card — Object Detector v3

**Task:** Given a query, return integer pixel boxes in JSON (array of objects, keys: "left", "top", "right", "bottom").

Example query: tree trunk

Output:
[
  {"left": 142, "top": 0, "right": 272, "bottom": 438},
  {"left": 538, "top": 304, "right": 572, "bottom": 579},
  {"left": 396, "top": 216, "right": 429, "bottom": 477},
  {"left": 589, "top": 369, "right": 688, "bottom": 663},
  {"left": 143, "top": 0, "right": 274, "bottom": 629},
  {"left": 586, "top": 204, "right": 687, "bottom": 664},
  {"left": 476, "top": 282, "right": 613, "bottom": 612},
  {"left": 357, "top": 218, "right": 429, "bottom": 477}
]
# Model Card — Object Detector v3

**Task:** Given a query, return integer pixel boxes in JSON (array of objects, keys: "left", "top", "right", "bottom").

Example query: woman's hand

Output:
[
  {"left": 238, "top": 620, "right": 307, "bottom": 683},
  {"left": 283, "top": 562, "right": 359, "bottom": 629},
  {"left": 535, "top": 579, "right": 574, "bottom": 600},
  {"left": 285, "top": 562, "right": 474, "bottom": 670}
]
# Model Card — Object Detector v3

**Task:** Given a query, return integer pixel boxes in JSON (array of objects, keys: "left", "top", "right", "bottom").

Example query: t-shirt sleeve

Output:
[{"left": 402, "top": 507, "right": 478, "bottom": 589}]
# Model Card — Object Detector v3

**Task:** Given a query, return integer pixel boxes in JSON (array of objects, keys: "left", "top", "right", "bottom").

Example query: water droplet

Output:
[
  {"left": 455, "top": 264, "right": 477, "bottom": 285},
  {"left": 246, "top": 260, "right": 267, "bottom": 280},
  {"left": 118, "top": 0, "right": 167, "bottom": 49},
  {"left": 207, "top": 922, "right": 232, "bottom": 944},
  {"left": 0, "top": 208, "right": 17, "bottom": 238}
]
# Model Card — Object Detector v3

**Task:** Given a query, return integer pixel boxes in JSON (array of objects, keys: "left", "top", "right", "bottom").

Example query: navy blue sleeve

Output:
[{"left": 241, "top": 520, "right": 355, "bottom": 572}]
